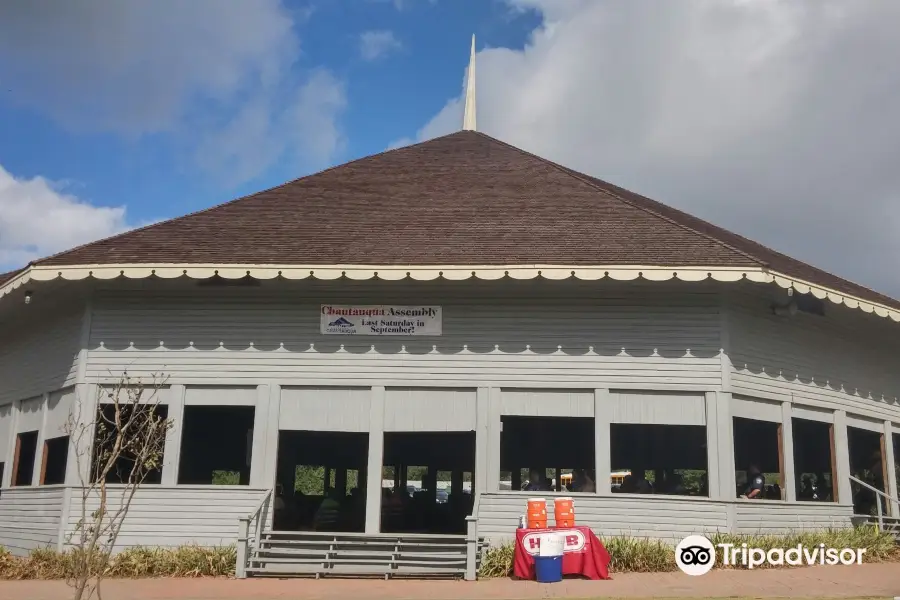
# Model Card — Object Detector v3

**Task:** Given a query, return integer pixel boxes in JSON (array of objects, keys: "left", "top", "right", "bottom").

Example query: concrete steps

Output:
[{"left": 246, "top": 531, "right": 484, "bottom": 579}]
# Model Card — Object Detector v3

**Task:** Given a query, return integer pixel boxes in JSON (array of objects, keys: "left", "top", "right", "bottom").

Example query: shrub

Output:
[
  {"left": 0, "top": 545, "right": 236, "bottom": 580},
  {"left": 476, "top": 527, "right": 899, "bottom": 578}
]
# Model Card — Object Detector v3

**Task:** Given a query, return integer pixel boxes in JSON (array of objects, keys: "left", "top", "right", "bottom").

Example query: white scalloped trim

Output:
[{"left": 1, "top": 263, "right": 898, "bottom": 323}]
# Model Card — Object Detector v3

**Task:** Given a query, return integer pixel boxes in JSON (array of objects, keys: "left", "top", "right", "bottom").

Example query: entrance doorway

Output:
[
  {"left": 275, "top": 431, "right": 368, "bottom": 532},
  {"left": 381, "top": 432, "right": 475, "bottom": 534}
]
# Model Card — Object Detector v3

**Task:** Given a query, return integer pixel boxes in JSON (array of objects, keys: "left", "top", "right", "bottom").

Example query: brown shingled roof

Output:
[
  {"left": 28, "top": 130, "right": 899, "bottom": 310},
  {"left": 0, "top": 270, "right": 20, "bottom": 287}
]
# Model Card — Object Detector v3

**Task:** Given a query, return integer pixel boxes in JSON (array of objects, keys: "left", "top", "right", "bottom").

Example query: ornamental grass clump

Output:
[{"left": 0, "top": 545, "right": 236, "bottom": 580}]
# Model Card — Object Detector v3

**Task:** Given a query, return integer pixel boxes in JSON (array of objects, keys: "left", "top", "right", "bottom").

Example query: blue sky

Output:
[
  {"left": 0, "top": 0, "right": 539, "bottom": 255},
  {"left": 2, "top": 1, "right": 900, "bottom": 297}
]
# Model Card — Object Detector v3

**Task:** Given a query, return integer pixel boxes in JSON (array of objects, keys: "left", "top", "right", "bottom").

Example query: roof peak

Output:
[{"left": 462, "top": 34, "right": 476, "bottom": 132}]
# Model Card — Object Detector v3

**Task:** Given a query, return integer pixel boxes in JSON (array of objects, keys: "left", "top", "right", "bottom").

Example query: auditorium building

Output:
[{"left": 0, "top": 45, "right": 898, "bottom": 577}]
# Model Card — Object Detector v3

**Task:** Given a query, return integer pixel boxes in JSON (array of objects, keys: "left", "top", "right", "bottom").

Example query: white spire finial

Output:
[{"left": 463, "top": 34, "right": 476, "bottom": 131}]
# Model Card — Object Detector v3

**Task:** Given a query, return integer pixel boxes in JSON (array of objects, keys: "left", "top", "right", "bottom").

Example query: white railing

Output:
[
  {"left": 235, "top": 488, "right": 272, "bottom": 579},
  {"left": 849, "top": 475, "right": 898, "bottom": 532}
]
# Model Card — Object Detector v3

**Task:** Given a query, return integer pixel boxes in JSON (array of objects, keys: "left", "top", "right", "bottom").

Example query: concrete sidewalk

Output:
[{"left": 1, "top": 563, "right": 899, "bottom": 600}]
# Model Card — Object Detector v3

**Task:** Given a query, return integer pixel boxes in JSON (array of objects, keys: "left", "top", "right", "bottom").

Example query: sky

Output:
[{"left": 1, "top": 0, "right": 900, "bottom": 298}]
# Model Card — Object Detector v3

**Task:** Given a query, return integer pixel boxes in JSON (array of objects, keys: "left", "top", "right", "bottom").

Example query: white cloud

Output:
[
  {"left": 0, "top": 165, "right": 132, "bottom": 269},
  {"left": 0, "top": 0, "right": 343, "bottom": 185},
  {"left": 195, "top": 70, "right": 347, "bottom": 186},
  {"left": 401, "top": 0, "right": 900, "bottom": 298},
  {"left": 359, "top": 30, "right": 403, "bottom": 62}
]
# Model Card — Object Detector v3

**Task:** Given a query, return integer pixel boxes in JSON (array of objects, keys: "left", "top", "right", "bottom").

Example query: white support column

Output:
[
  {"left": 715, "top": 392, "right": 736, "bottom": 500},
  {"left": 160, "top": 384, "right": 185, "bottom": 485},
  {"left": 704, "top": 391, "right": 721, "bottom": 499},
  {"left": 833, "top": 410, "right": 853, "bottom": 505},
  {"left": 262, "top": 383, "right": 281, "bottom": 489},
  {"left": 486, "top": 387, "right": 502, "bottom": 492},
  {"left": 2, "top": 400, "right": 20, "bottom": 488},
  {"left": 883, "top": 420, "right": 898, "bottom": 516},
  {"left": 474, "top": 387, "right": 489, "bottom": 495},
  {"left": 31, "top": 393, "right": 50, "bottom": 485},
  {"left": 0, "top": 401, "right": 17, "bottom": 488},
  {"left": 249, "top": 384, "right": 271, "bottom": 488},
  {"left": 65, "top": 384, "right": 98, "bottom": 486},
  {"left": 365, "top": 386, "right": 385, "bottom": 534},
  {"left": 594, "top": 389, "right": 612, "bottom": 496},
  {"left": 780, "top": 401, "right": 796, "bottom": 502}
]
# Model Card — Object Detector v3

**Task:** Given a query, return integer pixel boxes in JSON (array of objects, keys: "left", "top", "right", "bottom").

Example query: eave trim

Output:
[{"left": 1, "top": 263, "right": 897, "bottom": 322}]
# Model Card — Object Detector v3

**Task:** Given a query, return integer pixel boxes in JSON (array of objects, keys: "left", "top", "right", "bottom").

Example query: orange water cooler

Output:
[
  {"left": 526, "top": 498, "right": 548, "bottom": 528},
  {"left": 554, "top": 497, "right": 575, "bottom": 527}
]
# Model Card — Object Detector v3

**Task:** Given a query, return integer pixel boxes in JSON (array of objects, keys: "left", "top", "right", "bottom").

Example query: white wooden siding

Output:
[
  {"left": 475, "top": 493, "right": 855, "bottom": 545},
  {"left": 84, "top": 282, "right": 723, "bottom": 390},
  {"left": 16, "top": 396, "right": 43, "bottom": 433},
  {"left": 792, "top": 405, "right": 834, "bottom": 424},
  {"left": 60, "top": 486, "right": 269, "bottom": 551},
  {"left": 476, "top": 493, "right": 729, "bottom": 543},
  {"left": 0, "top": 487, "right": 66, "bottom": 555},
  {"left": 609, "top": 391, "right": 706, "bottom": 425},
  {"left": 499, "top": 389, "right": 594, "bottom": 418},
  {"left": 184, "top": 386, "right": 257, "bottom": 406},
  {"left": 0, "top": 306, "right": 82, "bottom": 406},
  {"left": 732, "top": 501, "right": 853, "bottom": 534},
  {"left": 45, "top": 388, "right": 75, "bottom": 439},
  {"left": 846, "top": 414, "right": 884, "bottom": 433},
  {"left": 727, "top": 285, "right": 900, "bottom": 422},
  {"left": 280, "top": 387, "right": 371, "bottom": 431},
  {"left": 732, "top": 396, "right": 782, "bottom": 423},
  {"left": 384, "top": 388, "right": 476, "bottom": 431}
]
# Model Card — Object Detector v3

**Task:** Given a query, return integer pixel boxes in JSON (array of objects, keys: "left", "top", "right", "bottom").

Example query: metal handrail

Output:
[
  {"left": 849, "top": 475, "right": 898, "bottom": 531},
  {"left": 248, "top": 488, "right": 273, "bottom": 543}
]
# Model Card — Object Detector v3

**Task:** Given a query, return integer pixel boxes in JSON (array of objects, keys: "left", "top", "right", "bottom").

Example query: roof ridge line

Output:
[
  {"left": 31, "top": 133, "right": 463, "bottom": 269},
  {"left": 473, "top": 131, "right": 769, "bottom": 269}
]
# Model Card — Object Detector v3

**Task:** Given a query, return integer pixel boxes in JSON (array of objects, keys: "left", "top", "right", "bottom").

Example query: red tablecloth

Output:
[{"left": 513, "top": 526, "right": 611, "bottom": 580}]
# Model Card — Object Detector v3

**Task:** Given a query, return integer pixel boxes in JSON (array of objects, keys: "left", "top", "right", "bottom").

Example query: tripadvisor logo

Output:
[{"left": 675, "top": 535, "right": 867, "bottom": 576}]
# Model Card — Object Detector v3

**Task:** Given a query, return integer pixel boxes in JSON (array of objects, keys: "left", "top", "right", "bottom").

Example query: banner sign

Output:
[{"left": 320, "top": 305, "right": 442, "bottom": 336}]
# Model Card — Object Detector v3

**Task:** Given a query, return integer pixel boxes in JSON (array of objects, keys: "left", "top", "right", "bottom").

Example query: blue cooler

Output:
[{"left": 533, "top": 555, "right": 563, "bottom": 583}]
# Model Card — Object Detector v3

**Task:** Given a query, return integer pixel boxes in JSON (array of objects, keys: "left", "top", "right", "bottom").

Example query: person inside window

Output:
[
  {"left": 523, "top": 468, "right": 550, "bottom": 492},
  {"left": 741, "top": 464, "right": 765, "bottom": 499}
]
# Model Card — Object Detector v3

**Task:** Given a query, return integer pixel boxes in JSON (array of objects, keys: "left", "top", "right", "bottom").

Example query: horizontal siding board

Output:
[
  {"left": 46, "top": 388, "right": 76, "bottom": 439},
  {"left": 184, "top": 386, "right": 256, "bottom": 406},
  {"left": 62, "top": 486, "right": 269, "bottom": 551},
  {"left": 732, "top": 396, "right": 783, "bottom": 423},
  {"left": 727, "top": 287, "right": 900, "bottom": 421},
  {"left": 16, "top": 396, "right": 43, "bottom": 433},
  {"left": 0, "top": 488, "right": 65, "bottom": 556},
  {"left": 476, "top": 493, "right": 856, "bottom": 544},
  {"left": 610, "top": 391, "right": 706, "bottom": 425},
  {"left": 475, "top": 493, "right": 730, "bottom": 543},
  {"left": 499, "top": 389, "right": 594, "bottom": 417},
  {"left": 791, "top": 405, "right": 834, "bottom": 424},
  {"left": 385, "top": 388, "right": 476, "bottom": 431},
  {"left": 280, "top": 387, "right": 371, "bottom": 432},
  {"left": 733, "top": 503, "right": 853, "bottom": 533},
  {"left": 0, "top": 305, "right": 82, "bottom": 406},
  {"left": 84, "top": 284, "right": 723, "bottom": 389}
]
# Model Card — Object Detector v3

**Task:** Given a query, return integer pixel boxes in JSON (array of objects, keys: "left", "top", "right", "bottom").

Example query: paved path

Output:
[{"left": 2, "top": 564, "right": 899, "bottom": 600}]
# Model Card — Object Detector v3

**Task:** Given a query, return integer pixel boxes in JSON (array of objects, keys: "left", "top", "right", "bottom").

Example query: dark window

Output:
[
  {"left": 733, "top": 417, "right": 784, "bottom": 500},
  {"left": 611, "top": 424, "right": 709, "bottom": 496},
  {"left": 41, "top": 436, "right": 70, "bottom": 485},
  {"left": 13, "top": 431, "right": 38, "bottom": 486},
  {"left": 178, "top": 405, "right": 255, "bottom": 485}
]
